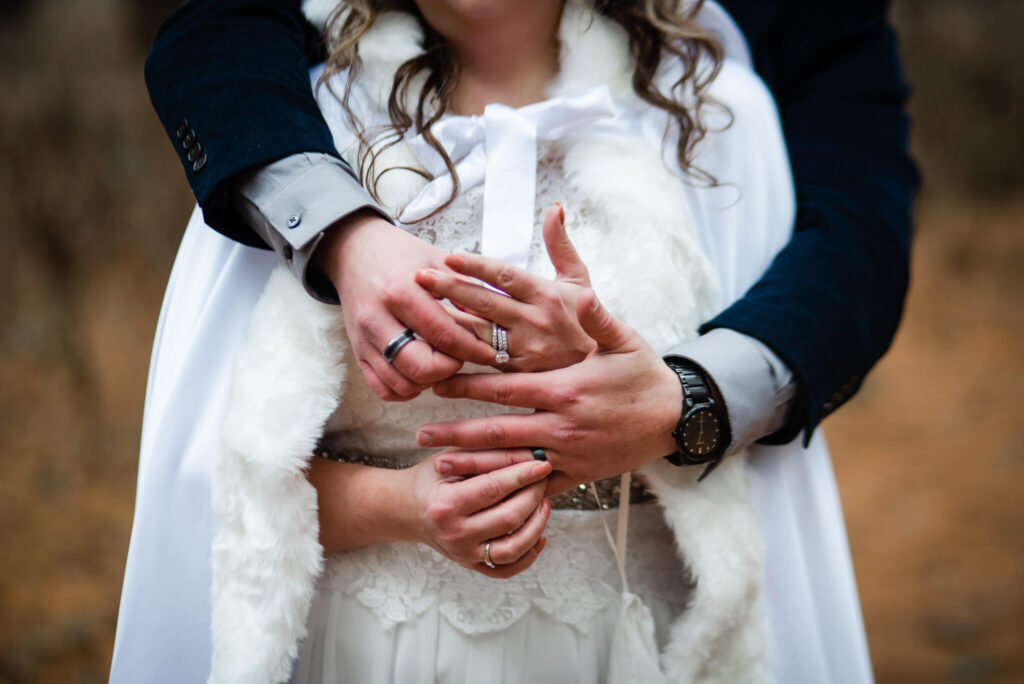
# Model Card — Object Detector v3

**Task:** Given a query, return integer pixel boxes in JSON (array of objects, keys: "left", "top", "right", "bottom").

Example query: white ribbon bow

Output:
[{"left": 400, "top": 86, "right": 618, "bottom": 269}]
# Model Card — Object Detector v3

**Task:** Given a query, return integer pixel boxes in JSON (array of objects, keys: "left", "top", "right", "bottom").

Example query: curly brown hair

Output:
[{"left": 318, "top": 0, "right": 725, "bottom": 217}]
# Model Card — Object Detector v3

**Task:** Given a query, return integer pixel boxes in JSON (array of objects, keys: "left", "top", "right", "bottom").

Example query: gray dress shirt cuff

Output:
[
  {"left": 664, "top": 328, "right": 797, "bottom": 457},
  {"left": 234, "top": 152, "right": 391, "bottom": 303}
]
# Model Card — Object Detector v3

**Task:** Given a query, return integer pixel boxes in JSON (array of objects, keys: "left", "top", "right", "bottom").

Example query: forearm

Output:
[{"left": 306, "top": 459, "right": 418, "bottom": 555}]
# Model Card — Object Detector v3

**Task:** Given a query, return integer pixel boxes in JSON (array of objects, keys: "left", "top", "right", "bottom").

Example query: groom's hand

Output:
[
  {"left": 317, "top": 210, "right": 496, "bottom": 400},
  {"left": 416, "top": 289, "right": 682, "bottom": 493}
]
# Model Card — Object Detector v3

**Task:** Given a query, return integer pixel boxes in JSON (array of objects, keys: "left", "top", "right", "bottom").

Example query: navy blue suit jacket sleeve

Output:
[
  {"left": 144, "top": 0, "right": 340, "bottom": 247},
  {"left": 707, "top": 0, "right": 919, "bottom": 443},
  {"left": 144, "top": 0, "right": 918, "bottom": 443}
]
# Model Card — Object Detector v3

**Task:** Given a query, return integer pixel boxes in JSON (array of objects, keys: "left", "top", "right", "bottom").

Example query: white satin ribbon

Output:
[{"left": 400, "top": 86, "right": 618, "bottom": 269}]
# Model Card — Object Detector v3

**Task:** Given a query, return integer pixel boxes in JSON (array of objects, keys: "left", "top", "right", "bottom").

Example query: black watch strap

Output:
[{"left": 663, "top": 358, "right": 730, "bottom": 480}]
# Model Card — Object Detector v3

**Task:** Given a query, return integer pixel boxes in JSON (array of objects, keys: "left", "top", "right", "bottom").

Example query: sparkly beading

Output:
[{"left": 314, "top": 443, "right": 655, "bottom": 511}]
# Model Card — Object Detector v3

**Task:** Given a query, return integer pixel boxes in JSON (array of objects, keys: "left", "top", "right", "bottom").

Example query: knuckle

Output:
[
  {"left": 498, "top": 510, "right": 521, "bottom": 534},
  {"left": 482, "top": 477, "right": 504, "bottom": 502},
  {"left": 402, "top": 359, "right": 434, "bottom": 385},
  {"left": 428, "top": 326, "right": 458, "bottom": 353},
  {"left": 473, "top": 294, "right": 496, "bottom": 316},
  {"left": 354, "top": 307, "right": 377, "bottom": 334},
  {"left": 496, "top": 265, "right": 517, "bottom": 289},
  {"left": 484, "top": 422, "right": 507, "bottom": 447},
  {"left": 379, "top": 280, "right": 407, "bottom": 307},
  {"left": 491, "top": 382, "right": 514, "bottom": 406},
  {"left": 554, "top": 422, "right": 586, "bottom": 445},
  {"left": 426, "top": 500, "right": 454, "bottom": 525},
  {"left": 542, "top": 291, "right": 561, "bottom": 310},
  {"left": 552, "top": 387, "right": 580, "bottom": 407}
]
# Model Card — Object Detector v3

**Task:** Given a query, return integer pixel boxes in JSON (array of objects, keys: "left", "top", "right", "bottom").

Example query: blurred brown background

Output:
[{"left": 0, "top": 0, "right": 1021, "bottom": 682}]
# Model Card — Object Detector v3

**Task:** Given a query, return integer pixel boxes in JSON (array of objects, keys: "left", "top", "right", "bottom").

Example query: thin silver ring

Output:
[
  {"left": 483, "top": 541, "right": 497, "bottom": 569},
  {"left": 382, "top": 328, "right": 416, "bottom": 363},
  {"left": 491, "top": 322, "right": 509, "bottom": 364}
]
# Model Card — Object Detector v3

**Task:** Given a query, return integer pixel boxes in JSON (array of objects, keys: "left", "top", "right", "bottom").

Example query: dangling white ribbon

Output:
[
  {"left": 400, "top": 86, "right": 618, "bottom": 269},
  {"left": 590, "top": 474, "right": 669, "bottom": 684}
]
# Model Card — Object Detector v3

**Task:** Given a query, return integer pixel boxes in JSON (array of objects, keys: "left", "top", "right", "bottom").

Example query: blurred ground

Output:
[{"left": 0, "top": 0, "right": 1021, "bottom": 682}]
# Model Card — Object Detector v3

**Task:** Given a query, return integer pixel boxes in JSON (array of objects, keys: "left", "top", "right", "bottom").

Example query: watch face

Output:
[{"left": 681, "top": 407, "right": 721, "bottom": 459}]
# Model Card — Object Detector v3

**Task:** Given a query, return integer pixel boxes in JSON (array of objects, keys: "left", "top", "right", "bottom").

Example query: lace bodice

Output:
[
  {"left": 320, "top": 504, "right": 691, "bottom": 635},
  {"left": 318, "top": 142, "right": 696, "bottom": 635}
]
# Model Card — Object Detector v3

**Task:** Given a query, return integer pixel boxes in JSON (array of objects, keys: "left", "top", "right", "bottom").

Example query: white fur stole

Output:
[{"left": 208, "top": 3, "right": 771, "bottom": 682}]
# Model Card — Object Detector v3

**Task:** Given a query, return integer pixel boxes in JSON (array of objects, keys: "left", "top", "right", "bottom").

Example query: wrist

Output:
[
  {"left": 308, "top": 459, "right": 418, "bottom": 554},
  {"left": 314, "top": 208, "right": 392, "bottom": 288},
  {"left": 392, "top": 464, "right": 431, "bottom": 546},
  {"left": 653, "top": 359, "right": 685, "bottom": 460},
  {"left": 662, "top": 357, "right": 731, "bottom": 476}
]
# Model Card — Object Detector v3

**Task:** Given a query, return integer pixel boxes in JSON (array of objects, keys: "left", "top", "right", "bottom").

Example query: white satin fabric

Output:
[
  {"left": 402, "top": 87, "right": 617, "bottom": 269},
  {"left": 110, "top": 2, "right": 873, "bottom": 682}
]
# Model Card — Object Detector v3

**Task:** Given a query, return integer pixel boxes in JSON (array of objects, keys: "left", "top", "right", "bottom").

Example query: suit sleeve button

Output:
[
  {"left": 192, "top": 153, "right": 208, "bottom": 172},
  {"left": 187, "top": 143, "right": 203, "bottom": 162},
  {"left": 176, "top": 119, "right": 189, "bottom": 138},
  {"left": 181, "top": 130, "right": 196, "bottom": 148}
]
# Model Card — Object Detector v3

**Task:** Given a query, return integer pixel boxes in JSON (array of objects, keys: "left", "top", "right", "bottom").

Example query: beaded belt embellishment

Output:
[{"left": 314, "top": 445, "right": 655, "bottom": 511}]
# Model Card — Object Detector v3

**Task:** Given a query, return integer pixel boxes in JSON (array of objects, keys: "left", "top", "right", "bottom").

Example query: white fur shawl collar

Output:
[{"left": 209, "top": 3, "right": 771, "bottom": 683}]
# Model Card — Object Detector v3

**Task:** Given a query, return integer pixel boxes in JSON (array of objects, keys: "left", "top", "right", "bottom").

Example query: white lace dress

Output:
[
  {"left": 291, "top": 147, "right": 693, "bottom": 683},
  {"left": 111, "top": 5, "right": 874, "bottom": 682}
]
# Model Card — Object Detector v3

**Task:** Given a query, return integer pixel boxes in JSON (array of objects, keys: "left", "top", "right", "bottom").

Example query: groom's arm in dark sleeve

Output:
[
  {"left": 144, "top": 0, "right": 917, "bottom": 451},
  {"left": 144, "top": 0, "right": 385, "bottom": 301},
  {"left": 694, "top": 0, "right": 919, "bottom": 445}
]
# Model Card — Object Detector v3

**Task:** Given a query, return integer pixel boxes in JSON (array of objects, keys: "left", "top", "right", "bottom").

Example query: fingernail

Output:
[
  {"left": 417, "top": 430, "right": 433, "bottom": 446},
  {"left": 447, "top": 254, "right": 466, "bottom": 271},
  {"left": 532, "top": 461, "right": 550, "bottom": 477},
  {"left": 557, "top": 203, "right": 565, "bottom": 222},
  {"left": 417, "top": 269, "right": 437, "bottom": 286},
  {"left": 538, "top": 537, "right": 548, "bottom": 552},
  {"left": 437, "top": 460, "right": 453, "bottom": 475}
]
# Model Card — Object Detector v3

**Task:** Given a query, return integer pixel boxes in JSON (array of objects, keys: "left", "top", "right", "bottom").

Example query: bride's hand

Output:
[
  {"left": 415, "top": 204, "right": 596, "bottom": 372},
  {"left": 409, "top": 449, "right": 552, "bottom": 578}
]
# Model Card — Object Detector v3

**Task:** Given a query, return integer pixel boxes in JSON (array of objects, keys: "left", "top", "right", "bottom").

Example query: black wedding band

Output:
[
  {"left": 382, "top": 328, "right": 416, "bottom": 363},
  {"left": 530, "top": 448, "right": 547, "bottom": 462}
]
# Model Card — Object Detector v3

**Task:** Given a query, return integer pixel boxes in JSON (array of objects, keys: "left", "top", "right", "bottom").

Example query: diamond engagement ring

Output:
[
  {"left": 491, "top": 322, "right": 509, "bottom": 364},
  {"left": 483, "top": 541, "right": 497, "bottom": 569},
  {"left": 382, "top": 328, "right": 416, "bottom": 363}
]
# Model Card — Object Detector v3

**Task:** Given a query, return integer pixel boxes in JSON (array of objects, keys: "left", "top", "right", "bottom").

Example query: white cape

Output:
[{"left": 110, "top": 3, "right": 873, "bottom": 683}]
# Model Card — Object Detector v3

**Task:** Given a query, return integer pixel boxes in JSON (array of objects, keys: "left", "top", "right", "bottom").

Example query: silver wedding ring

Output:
[
  {"left": 491, "top": 322, "right": 509, "bottom": 364},
  {"left": 382, "top": 328, "right": 416, "bottom": 363},
  {"left": 483, "top": 541, "right": 497, "bottom": 569}
]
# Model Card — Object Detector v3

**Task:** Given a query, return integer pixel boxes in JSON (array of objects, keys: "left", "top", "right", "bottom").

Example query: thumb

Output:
[
  {"left": 543, "top": 203, "right": 590, "bottom": 285},
  {"left": 576, "top": 288, "right": 635, "bottom": 352}
]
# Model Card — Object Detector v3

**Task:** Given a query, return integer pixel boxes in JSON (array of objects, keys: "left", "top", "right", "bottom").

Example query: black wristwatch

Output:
[{"left": 663, "top": 359, "right": 730, "bottom": 478}]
